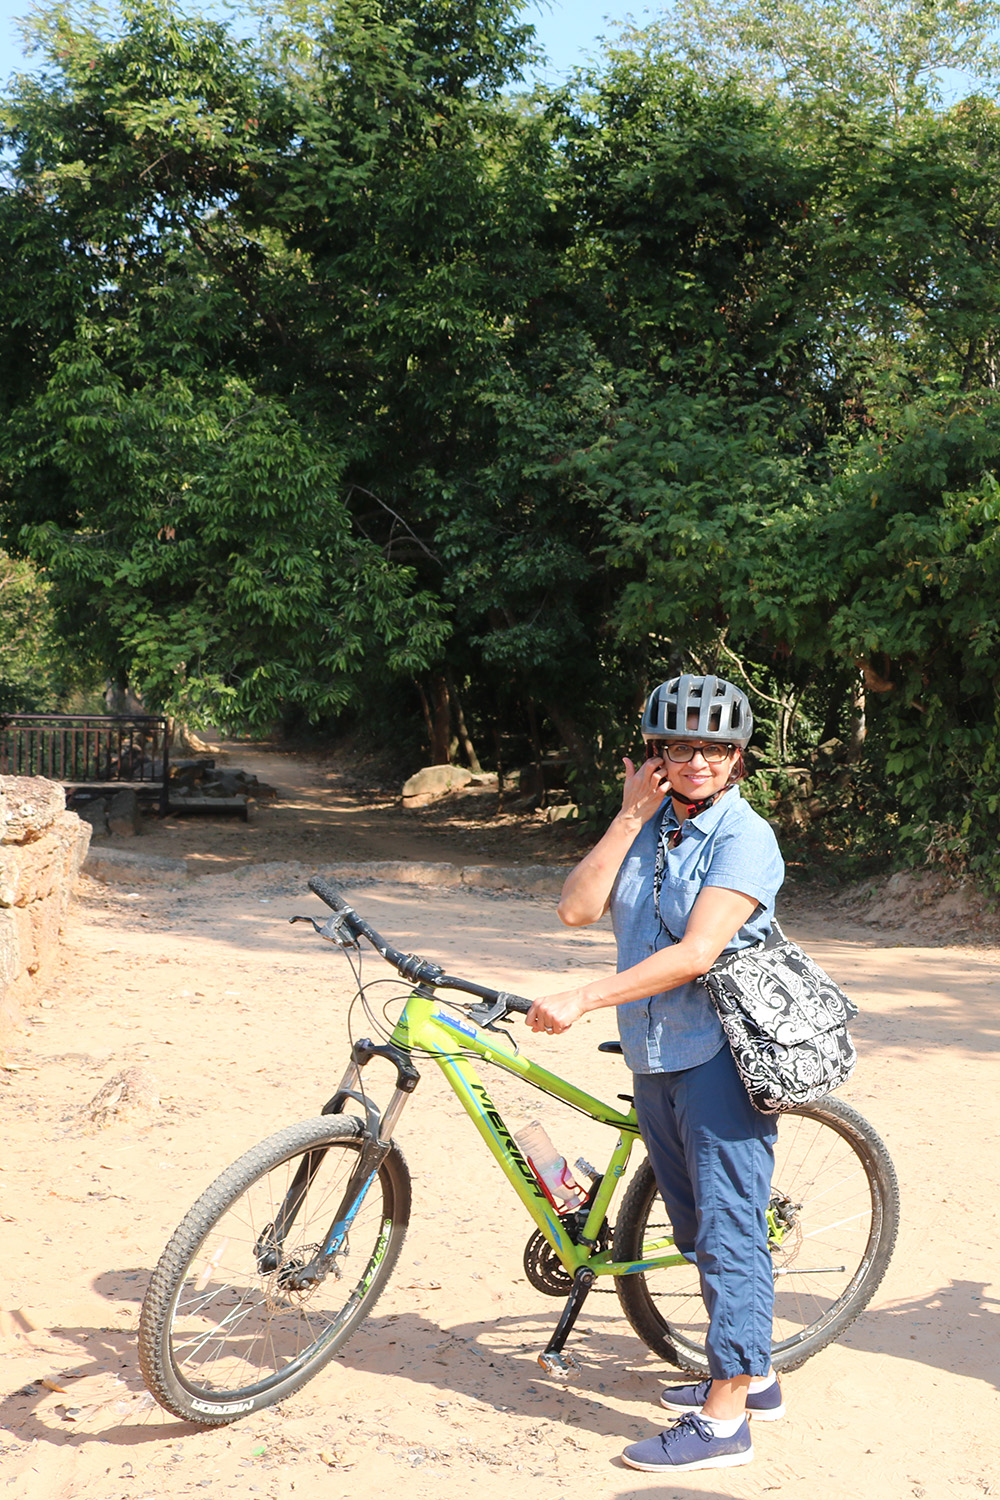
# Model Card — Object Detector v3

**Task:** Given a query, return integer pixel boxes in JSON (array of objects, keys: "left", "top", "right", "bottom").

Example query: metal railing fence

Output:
[{"left": 0, "top": 714, "right": 171, "bottom": 814}]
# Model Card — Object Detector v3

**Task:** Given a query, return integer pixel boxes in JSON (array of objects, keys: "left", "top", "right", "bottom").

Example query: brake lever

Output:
[
  {"left": 466, "top": 998, "right": 520, "bottom": 1054},
  {"left": 289, "top": 913, "right": 360, "bottom": 948},
  {"left": 466, "top": 997, "right": 505, "bottom": 1027}
]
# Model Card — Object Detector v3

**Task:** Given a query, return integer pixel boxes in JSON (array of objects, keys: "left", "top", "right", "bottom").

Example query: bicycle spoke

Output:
[
  {"left": 615, "top": 1098, "right": 898, "bottom": 1373},
  {"left": 140, "top": 1121, "right": 410, "bottom": 1419}
]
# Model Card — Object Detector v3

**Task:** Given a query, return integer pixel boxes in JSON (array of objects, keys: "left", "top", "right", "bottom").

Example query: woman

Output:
[{"left": 525, "top": 673, "right": 785, "bottom": 1475}]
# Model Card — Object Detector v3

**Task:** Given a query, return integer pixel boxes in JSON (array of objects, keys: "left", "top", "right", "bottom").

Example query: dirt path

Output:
[
  {"left": 133, "top": 740, "right": 584, "bottom": 876},
  {"left": 1, "top": 747, "right": 998, "bottom": 1500}
]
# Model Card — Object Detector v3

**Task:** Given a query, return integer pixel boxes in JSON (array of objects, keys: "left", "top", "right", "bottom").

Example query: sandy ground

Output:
[
  {"left": 1, "top": 748, "right": 998, "bottom": 1500},
  {"left": 133, "top": 739, "right": 586, "bottom": 877}
]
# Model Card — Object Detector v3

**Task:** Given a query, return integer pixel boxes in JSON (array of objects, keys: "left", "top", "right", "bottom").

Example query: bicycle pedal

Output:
[{"left": 537, "top": 1350, "right": 579, "bottom": 1379}]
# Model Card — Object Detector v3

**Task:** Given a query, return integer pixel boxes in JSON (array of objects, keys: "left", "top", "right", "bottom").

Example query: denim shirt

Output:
[{"left": 609, "top": 787, "right": 785, "bottom": 1074}]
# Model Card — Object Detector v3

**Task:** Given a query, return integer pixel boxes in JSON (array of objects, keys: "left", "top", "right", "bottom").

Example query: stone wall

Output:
[{"left": 0, "top": 776, "right": 92, "bottom": 1047}]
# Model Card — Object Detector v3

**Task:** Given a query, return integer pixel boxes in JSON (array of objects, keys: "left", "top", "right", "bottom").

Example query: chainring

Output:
[
  {"left": 523, "top": 1230, "right": 574, "bottom": 1296},
  {"left": 523, "top": 1214, "right": 613, "bottom": 1297}
]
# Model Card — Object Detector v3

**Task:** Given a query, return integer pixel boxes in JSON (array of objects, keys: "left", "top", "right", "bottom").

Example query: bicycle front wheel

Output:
[
  {"left": 138, "top": 1116, "right": 410, "bottom": 1424},
  {"left": 613, "top": 1095, "right": 899, "bottom": 1374}
]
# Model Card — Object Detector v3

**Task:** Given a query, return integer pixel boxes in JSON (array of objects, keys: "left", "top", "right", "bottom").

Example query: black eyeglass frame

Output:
[{"left": 644, "top": 739, "right": 737, "bottom": 765}]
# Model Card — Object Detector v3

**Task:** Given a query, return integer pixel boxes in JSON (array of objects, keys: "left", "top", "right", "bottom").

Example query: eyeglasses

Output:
[{"left": 645, "top": 740, "right": 735, "bottom": 764}]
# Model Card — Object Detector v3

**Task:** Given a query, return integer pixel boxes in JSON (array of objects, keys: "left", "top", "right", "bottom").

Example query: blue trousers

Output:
[{"left": 632, "top": 1044, "right": 778, "bottom": 1380}]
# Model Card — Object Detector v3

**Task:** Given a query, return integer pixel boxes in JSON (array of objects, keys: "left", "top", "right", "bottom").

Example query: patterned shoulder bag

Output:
[
  {"left": 701, "top": 924, "right": 858, "bottom": 1114},
  {"left": 653, "top": 821, "right": 858, "bottom": 1114}
]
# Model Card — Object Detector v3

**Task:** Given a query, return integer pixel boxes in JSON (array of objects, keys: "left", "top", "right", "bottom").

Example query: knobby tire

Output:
[
  {"left": 138, "top": 1116, "right": 410, "bottom": 1425},
  {"left": 613, "top": 1095, "right": 899, "bottom": 1374}
]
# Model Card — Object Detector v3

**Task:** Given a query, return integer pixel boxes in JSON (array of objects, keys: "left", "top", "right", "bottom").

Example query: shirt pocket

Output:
[{"left": 656, "top": 872, "right": 703, "bottom": 939}]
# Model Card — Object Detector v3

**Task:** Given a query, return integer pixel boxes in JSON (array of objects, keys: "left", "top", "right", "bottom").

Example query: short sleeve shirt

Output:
[{"left": 609, "top": 786, "right": 785, "bottom": 1074}]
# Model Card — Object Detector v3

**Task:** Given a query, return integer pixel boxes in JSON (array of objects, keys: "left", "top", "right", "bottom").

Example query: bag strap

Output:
[
  {"left": 710, "top": 920, "right": 786, "bottom": 971},
  {"left": 761, "top": 920, "right": 786, "bottom": 951},
  {"left": 654, "top": 809, "right": 785, "bottom": 964},
  {"left": 652, "top": 805, "right": 671, "bottom": 927}
]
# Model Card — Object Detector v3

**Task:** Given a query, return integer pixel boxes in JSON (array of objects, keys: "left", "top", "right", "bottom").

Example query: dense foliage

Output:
[
  {"left": 3, "top": 0, "right": 1000, "bottom": 882},
  {"left": 0, "top": 549, "right": 93, "bottom": 712}
]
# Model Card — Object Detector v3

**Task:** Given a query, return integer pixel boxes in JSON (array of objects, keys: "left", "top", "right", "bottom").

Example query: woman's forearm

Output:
[
  {"left": 558, "top": 754, "right": 671, "bottom": 926},
  {"left": 576, "top": 886, "right": 759, "bottom": 1010},
  {"left": 527, "top": 885, "right": 760, "bottom": 1035},
  {"left": 557, "top": 811, "right": 645, "bottom": 926},
  {"left": 576, "top": 937, "right": 717, "bottom": 1011}
]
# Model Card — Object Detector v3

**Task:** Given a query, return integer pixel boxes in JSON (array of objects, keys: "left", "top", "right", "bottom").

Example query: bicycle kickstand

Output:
[{"left": 537, "top": 1267, "right": 596, "bottom": 1378}]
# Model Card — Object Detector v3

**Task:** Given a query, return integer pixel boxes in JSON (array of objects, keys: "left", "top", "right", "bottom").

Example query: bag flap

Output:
[{"left": 706, "top": 942, "right": 858, "bottom": 1043}]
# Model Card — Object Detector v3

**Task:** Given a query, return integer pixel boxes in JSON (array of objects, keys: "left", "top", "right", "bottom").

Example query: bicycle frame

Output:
[{"left": 331, "top": 987, "right": 688, "bottom": 1289}]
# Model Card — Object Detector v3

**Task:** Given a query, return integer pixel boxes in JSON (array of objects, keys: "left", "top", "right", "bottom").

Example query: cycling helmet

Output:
[{"left": 641, "top": 674, "right": 753, "bottom": 748}]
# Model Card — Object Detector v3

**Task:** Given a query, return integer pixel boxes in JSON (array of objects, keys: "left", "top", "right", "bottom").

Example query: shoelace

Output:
[{"left": 664, "top": 1414, "right": 716, "bottom": 1446}]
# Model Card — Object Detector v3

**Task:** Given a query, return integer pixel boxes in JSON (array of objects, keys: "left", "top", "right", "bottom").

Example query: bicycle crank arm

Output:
[{"left": 538, "top": 1265, "right": 595, "bottom": 1377}]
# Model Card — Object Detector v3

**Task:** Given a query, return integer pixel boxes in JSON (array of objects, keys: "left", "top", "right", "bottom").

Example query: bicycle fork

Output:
[{"left": 254, "top": 1039, "right": 419, "bottom": 1290}]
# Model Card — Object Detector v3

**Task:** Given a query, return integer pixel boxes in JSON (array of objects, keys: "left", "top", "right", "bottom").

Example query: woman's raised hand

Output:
[
  {"left": 620, "top": 753, "right": 670, "bottom": 828},
  {"left": 555, "top": 750, "right": 670, "bottom": 927}
]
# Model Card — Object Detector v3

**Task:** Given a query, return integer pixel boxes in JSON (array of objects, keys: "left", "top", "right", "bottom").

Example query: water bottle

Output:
[{"left": 514, "top": 1120, "right": 588, "bottom": 1212}]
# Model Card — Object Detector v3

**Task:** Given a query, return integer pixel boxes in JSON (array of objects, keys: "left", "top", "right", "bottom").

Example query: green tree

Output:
[
  {"left": 547, "top": 53, "right": 1000, "bottom": 870},
  {"left": 0, "top": 550, "right": 91, "bottom": 712},
  {"left": 0, "top": 0, "right": 464, "bottom": 726},
  {"left": 640, "top": 0, "right": 1000, "bottom": 117},
  {"left": 6, "top": 0, "right": 1000, "bottom": 886}
]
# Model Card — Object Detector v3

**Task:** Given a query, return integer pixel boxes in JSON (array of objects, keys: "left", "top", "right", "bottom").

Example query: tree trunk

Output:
[
  {"left": 104, "top": 679, "right": 145, "bottom": 714},
  {"left": 167, "top": 719, "right": 218, "bottom": 755},
  {"left": 428, "top": 673, "right": 451, "bottom": 765},
  {"left": 415, "top": 680, "right": 434, "bottom": 753},
  {"left": 449, "top": 677, "right": 482, "bottom": 772},
  {"left": 847, "top": 677, "right": 867, "bottom": 763},
  {"left": 526, "top": 699, "right": 544, "bottom": 786},
  {"left": 543, "top": 703, "right": 590, "bottom": 767},
  {"left": 493, "top": 728, "right": 504, "bottom": 814}
]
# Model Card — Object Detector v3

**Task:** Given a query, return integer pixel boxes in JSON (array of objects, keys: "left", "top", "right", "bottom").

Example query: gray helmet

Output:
[{"left": 641, "top": 674, "right": 753, "bottom": 748}]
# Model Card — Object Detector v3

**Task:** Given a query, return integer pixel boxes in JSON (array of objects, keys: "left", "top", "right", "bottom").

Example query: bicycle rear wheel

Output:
[
  {"left": 613, "top": 1096, "right": 899, "bottom": 1374},
  {"left": 138, "top": 1116, "right": 410, "bottom": 1424}
]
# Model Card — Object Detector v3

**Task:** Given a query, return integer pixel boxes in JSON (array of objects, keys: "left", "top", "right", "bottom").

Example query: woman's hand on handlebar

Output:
[{"left": 526, "top": 988, "right": 589, "bottom": 1036}]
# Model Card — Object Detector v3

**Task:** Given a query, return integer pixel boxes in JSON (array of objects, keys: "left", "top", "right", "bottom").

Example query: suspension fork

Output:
[{"left": 254, "top": 1039, "right": 420, "bottom": 1283}]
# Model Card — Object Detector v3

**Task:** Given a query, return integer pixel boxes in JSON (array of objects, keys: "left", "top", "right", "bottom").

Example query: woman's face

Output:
[{"left": 646, "top": 739, "right": 737, "bottom": 803}]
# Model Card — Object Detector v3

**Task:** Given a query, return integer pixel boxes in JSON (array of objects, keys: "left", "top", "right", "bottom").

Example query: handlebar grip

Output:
[
  {"left": 495, "top": 991, "right": 533, "bottom": 1014},
  {"left": 309, "top": 876, "right": 352, "bottom": 913}
]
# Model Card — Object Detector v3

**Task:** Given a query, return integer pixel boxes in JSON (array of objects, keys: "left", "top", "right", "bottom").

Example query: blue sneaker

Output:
[
  {"left": 660, "top": 1376, "right": 785, "bottom": 1421},
  {"left": 621, "top": 1413, "right": 753, "bottom": 1473}
]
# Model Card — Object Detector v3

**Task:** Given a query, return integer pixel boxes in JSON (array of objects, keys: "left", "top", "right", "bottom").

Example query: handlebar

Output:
[{"left": 306, "top": 875, "right": 534, "bottom": 1017}]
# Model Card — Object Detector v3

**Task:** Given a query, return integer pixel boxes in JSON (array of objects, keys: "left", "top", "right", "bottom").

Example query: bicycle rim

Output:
[
  {"left": 139, "top": 1118, "right": 409, "bottom": 1420},
  {"left": 615, "top": 1096, "right": 898, "bottom": 1373}
]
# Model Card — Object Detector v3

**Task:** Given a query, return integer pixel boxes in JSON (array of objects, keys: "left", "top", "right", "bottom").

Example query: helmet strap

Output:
[
  {"left": 670, "top": 789, "right": 719, "bottom": 816},
  {"left": 671, "top": 750, "right": 745, "bottom": 818}
]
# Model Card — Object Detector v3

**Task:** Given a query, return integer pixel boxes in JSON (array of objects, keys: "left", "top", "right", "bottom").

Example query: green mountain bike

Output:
[{"left": 138, "top": 877, "right": 900, "bottom": 1426}]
